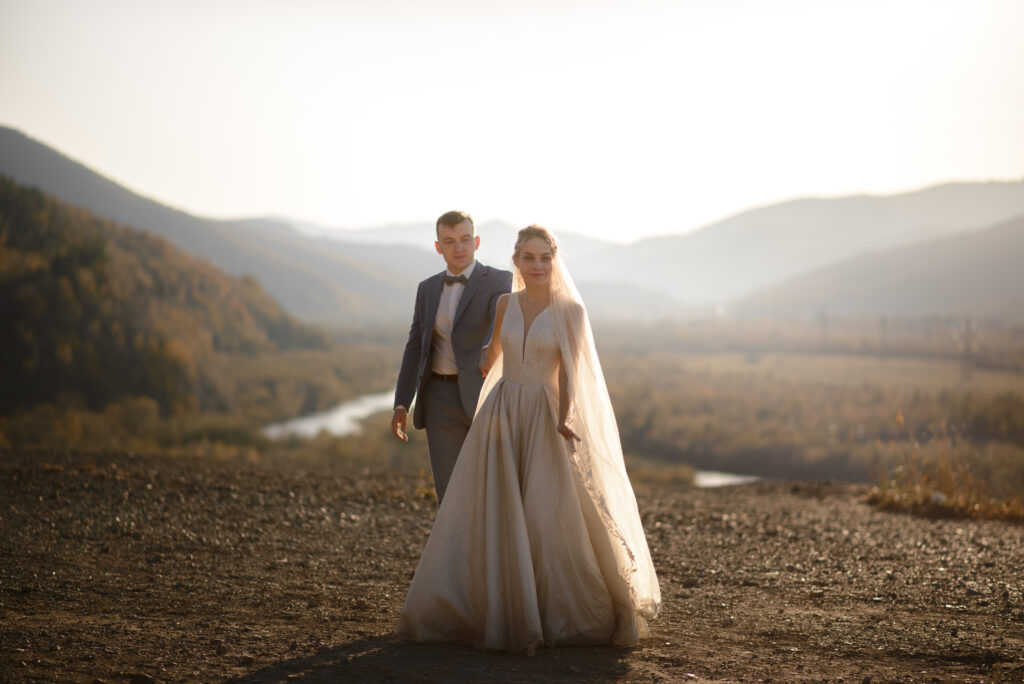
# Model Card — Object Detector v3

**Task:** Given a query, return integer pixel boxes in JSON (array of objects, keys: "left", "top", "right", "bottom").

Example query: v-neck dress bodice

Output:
[{"left": 500, "top": 294, "right": 559, "bottom": 389}]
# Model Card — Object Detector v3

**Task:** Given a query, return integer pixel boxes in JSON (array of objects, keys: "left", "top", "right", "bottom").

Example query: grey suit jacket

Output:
[{"left": 395, "top": 262, "right": 514, "bottom": 430}]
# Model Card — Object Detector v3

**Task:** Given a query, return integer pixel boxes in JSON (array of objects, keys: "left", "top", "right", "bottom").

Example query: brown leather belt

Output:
[{"left": 431, "top": 372, "right": 459, "bottom": 384}]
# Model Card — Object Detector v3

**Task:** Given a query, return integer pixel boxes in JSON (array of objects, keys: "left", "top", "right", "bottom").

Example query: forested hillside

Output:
[{"left": 0, "top": 174, "right": 328, "bottom": 416}]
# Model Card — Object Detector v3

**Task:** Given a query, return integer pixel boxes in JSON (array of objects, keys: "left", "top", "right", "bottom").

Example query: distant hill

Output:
[
  {"left": 310, "top": 219, "right": 691, "bottom": 318},
  {"left": 0, "top": 174, "right": 328, "bottom": 414},
  {"left": 738, "top": 213, "right": 1024, "bottom": 319},
  {"left": 573, "top": 180, "right": 1024, "bottom": 305},
  {"left": 314, "top": 218, "right": 616, "bottom": 271},
  {"left": 0, "top": 126, "right": 438, "bottom": 323},
  {"left": 573, "top": 280, "right": 700, "bottom": 320}
]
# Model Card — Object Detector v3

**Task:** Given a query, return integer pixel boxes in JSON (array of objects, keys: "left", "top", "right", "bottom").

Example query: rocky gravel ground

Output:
[{"left": 1, "top": 449, "right": 1023, "bottom": 683}]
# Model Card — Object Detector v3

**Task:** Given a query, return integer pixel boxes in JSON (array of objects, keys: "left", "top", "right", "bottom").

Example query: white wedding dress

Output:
[{"left": 397, "top": 293, "right": 652, "bottom": 653}]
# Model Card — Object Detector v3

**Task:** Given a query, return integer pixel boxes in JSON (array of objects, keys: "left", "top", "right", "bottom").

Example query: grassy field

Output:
[
  {"left": 599, "top": 345, "right": 1024, "bottom": 521},
  {"left": 668, "top": 351, "right": 1023, "bottom": 395}
]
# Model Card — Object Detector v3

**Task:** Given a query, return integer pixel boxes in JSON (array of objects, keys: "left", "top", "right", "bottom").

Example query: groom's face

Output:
[{"left": 435, "top": 220, "right": 480, "bottom": 274}]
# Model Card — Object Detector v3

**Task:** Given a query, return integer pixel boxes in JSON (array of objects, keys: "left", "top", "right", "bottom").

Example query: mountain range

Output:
[
  {"left": 2, "top": 125, "right": 1022, "bottom": 322},
  {"left": 0, "top": 127, "right": 435, "bottom": 323},
  {"left": 580, "top": 182, "right": 1024, "bottom": 306},
  {"left": 300, "top": 182, "right": 1024, "bottom": 311}
]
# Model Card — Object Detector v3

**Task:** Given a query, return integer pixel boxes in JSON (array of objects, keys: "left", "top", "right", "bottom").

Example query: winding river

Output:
[
  {"left": 262, "top": 390, "right": 395, "bottom": 440},
  {"left": 263, "top": 391, "right": 760, "bottom": 488}
]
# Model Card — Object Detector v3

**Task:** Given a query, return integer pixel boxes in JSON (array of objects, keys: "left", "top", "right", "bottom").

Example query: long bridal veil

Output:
[{"left": 477, "top": 247, "right": 662, "bottom": 630}]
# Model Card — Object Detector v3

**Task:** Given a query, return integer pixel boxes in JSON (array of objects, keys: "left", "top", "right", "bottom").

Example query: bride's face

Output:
[{"left": 514, "top": 237, "right": 554, "bottom": 287}]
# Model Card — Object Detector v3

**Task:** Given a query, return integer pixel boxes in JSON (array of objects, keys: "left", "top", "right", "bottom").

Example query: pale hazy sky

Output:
[{"left": 2, "top": 0, "right": 1022, "bottom": 242}]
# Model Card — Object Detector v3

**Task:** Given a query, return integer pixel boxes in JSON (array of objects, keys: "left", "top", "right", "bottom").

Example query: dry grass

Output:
[
  {"left": 866, "top": 441, "right": 1024, "bottom": 523},
  {"left": 626, "top": 459, "right": 697, "bottom": 488}
]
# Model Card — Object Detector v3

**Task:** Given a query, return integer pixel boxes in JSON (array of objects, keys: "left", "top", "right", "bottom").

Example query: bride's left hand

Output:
[{"left": 557, "top": 423, "right": 580, "bottom": 443}]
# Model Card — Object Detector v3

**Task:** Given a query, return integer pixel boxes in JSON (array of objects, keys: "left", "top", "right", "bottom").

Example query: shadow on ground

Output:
[{"left": 230, "top": 634, "right": 632, "bottom": 683}]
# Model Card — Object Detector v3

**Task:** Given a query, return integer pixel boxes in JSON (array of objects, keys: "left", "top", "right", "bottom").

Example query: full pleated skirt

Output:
[{"left": 397, "top": 379, "right": 642, "bottom": 653}]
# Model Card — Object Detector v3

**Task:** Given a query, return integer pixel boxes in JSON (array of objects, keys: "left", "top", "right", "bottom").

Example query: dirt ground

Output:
[{"left": 1, "top": 449, "right": 1023, "bottom": 683}]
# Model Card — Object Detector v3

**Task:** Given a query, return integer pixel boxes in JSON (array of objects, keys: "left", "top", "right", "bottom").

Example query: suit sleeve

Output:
[{"left": 394, "top": 281, "right": 425, "bottom": 409}]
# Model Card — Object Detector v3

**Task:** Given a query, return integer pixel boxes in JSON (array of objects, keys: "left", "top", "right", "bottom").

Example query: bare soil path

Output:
[{"left": 2, "top": 450, "right": 1023, "bottom": 682}]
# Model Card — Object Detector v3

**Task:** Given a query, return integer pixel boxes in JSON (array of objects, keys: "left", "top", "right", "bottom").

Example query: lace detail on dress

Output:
[{"left": 566, "top": 434, "right": 661, "bottom": 620}]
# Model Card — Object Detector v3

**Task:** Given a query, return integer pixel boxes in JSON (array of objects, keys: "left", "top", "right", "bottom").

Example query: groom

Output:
[{"left": 392, "top": 211, "right": 513, "bottom": 502}]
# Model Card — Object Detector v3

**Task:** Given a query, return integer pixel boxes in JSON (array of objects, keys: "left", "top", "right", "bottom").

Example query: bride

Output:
[{"left": 396, "top": 225, "right": 660, "bottom": 653}]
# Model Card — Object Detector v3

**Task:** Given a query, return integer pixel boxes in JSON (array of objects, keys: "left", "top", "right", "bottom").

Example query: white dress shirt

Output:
[{"left": 431, "top": 260, "right": 477, "bottom": 375}]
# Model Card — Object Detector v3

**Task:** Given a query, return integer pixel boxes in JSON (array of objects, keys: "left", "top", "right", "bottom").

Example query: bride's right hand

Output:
[{"left": 557, "top": 423, "right": 580, "bottom": 443}]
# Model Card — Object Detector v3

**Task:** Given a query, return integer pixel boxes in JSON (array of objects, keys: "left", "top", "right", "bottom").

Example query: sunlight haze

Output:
[{"left": 1, "top": 0, "right": 1022, "bottom": 242}]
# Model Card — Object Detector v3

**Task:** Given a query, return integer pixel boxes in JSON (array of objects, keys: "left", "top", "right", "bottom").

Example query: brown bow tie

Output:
[{"left": 443, "top": 274, "right": 468, "bottom": 286}]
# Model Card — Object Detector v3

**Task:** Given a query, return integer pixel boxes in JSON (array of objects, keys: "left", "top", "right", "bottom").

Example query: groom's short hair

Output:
[{"left": 436, "top": 210, "right": 474, "bottom": 237}]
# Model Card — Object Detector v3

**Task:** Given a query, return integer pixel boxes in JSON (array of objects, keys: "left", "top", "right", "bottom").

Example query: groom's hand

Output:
[{"left": 391, "top": 408, "right": 409, "bottom": 442}]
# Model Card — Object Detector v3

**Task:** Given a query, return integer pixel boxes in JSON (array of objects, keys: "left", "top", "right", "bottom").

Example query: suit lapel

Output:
[{"left": 452, "top": 264, "right": 487, "bottom": 329}]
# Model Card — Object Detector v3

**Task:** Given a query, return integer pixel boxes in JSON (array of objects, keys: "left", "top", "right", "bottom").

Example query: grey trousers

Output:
[{"left": 422, "top": 376, "right": 473, "bottom": 503}]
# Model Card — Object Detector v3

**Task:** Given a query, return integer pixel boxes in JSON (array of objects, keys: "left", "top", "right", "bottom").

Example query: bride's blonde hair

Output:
[{"left": 513, "top": 225, "right": 558, "bottom": 259}]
